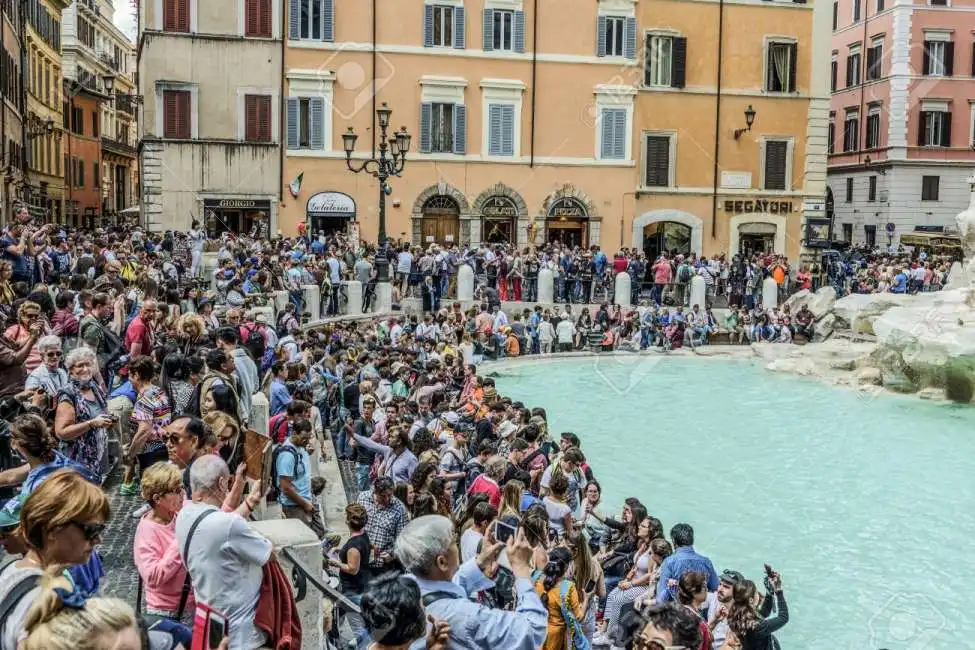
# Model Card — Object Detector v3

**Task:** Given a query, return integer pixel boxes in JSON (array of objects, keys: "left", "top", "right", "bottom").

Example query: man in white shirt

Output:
[
  {"left": 537, "top": 315, "right": 555, "bottom": 354},
  {"left": 189, "top": 221, "right": 207, "bottom": 277},
  {"left": 555, "top": 318, "right": 575, "bottom": 352},
  {"left": 176, "top": 455, "right": 270, "bottom": 650}
]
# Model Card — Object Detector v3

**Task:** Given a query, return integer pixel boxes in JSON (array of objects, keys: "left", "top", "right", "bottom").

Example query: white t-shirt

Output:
[
  {"left": 0, "top": 561, "right": 42, "bottom": 650},
  {"left": 459, "top": 528, "right": 483, "bottom": 563},
  {"left": 175, "top": 502, "right": 272, "bottom": 650}
]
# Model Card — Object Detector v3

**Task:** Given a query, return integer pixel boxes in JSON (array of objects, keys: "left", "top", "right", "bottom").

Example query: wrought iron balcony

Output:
[{"left": 101, "top": 136, "right": 137, "bottom": 157}]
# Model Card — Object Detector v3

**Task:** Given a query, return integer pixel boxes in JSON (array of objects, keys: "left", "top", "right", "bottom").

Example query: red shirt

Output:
[
  {"left": 468, "top": 474, "right": 501, "bottom": 507},
  {"left": 613, "top": 257, "right": 628, "bottom": 274},
  {"left": 124, "top": 316, "right": 153, "bottom": 358}
]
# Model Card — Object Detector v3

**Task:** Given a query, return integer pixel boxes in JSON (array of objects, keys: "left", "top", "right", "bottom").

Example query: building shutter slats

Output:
[
  {"left": 613, "top": 110, "right": 626, "bottom": 158},
  {"left": 245, "top": 0, "right": 258, "bottom": 36},
  {"left": 453, "top": 7, "right": 465, "bottom": 49},
  {"left": 286, "top": 97, "right": 299, "bottom": 149},
  {"left": 623, "top": 17, "right": 636, "bottom": 59},
  {"left": 944, "top": 41, "right": 954, "bottom": 76},
  {"left": 600, "top": 110, "right": 614, "bottom": 159},
  {"left": 645, "top": 135, "right": 670, "bottom": 187},
  {"left": 259, "top": 0, "right": 273, "bottom": 37},
  {"left": 788, "top": 43, "right": 797, "bottom": 91},
  {"left": 163, "top": 91, "right": 178, "bottom": 138},
  {"left": 672, "top": 37, "right": 687, "bottom": 88},
  {"left": 323, "top": 0, "right": 334, "bottom": 41},
  {"left": 178, "top": 91, "right": 190, "bottom": 138},
  {"left": 176, "top": 0, "right": 189, "bottom": 31},
  {"left": 514, "top": 11, "right": 525, "bottom": 53},
  {"left": 501, "top": 104, "right": 515, "bottom": 155},
  {"left": 764, "top": 140, "right": 787, "bottom": 190},
  {"left": 419, "top": 102, "right": 433, "bottom": 153},
  {"left": 488, "top": 104, "right": 501, "bottom": 155},
  {"left": 596, "top": 16, "right": 607, "bottom": 57},
  {"left": 309, "top": 97, "right": 324, "bottom": 149},
  {"left": 923, "top": 44, "right": 931, "bottom": 75},
  {"left": 941, "top": 111, "right": 952, "bottom": 146},
  {"left": 424, "top": 4, "right": 434, "bottom": 46},
  {"left": 453, "top": 104, "right": 467, "bottom": 154},
  {"left": 245, "top": 95, "right": 258, "bottom": 141},
  {"left": 483, "top": 9, "right": 494, "bottom": 51},
  {"left": 289, "top": 0, "right": 300, "bottom": 39},
  {"left": 918, "top": 111, "right": 927, "bottom": 147}
]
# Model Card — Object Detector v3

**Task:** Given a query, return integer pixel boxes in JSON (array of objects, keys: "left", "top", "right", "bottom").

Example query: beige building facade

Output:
[
  {"left": 281, "top": 0, "right": 832, "bottom": 259},
  {"left": 138, "top": 0, "right": 281, "bottom": 234}
]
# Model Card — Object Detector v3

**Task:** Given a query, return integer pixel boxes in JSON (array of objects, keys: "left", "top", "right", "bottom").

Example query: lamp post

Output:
[
  {"left": 342, "top": 102, "right": 411, "bottom": 286},
  {"left": 733, "top": 105, "right": 757, "bottom": 140}
]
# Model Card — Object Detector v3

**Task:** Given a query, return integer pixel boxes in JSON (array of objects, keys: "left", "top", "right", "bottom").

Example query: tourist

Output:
[
  {"left": 708, "top": 569, "right": 744, "bottom": 650},
  {"left": 5, "top": 302, "right": 47, "bottom": 373},
  {"left": 175, "top": 455, "right": 267, "bottom": 650},
  {"left": 25, "top": 335, "right": 68, "bottom": 398},
  {"left": 596, "top": 516, "right": 655, "bottom": 645},
  {"left": 275, "top": 418, "right": 326, "bottom": 540},
  {"left": 213, "top": 327, "right": 258, "bottom": 425},
  {"left": 121, "top": 356, "right": 172, "bottom": 495},
  {"left": 328, "top": 504, "right": 372, "bottom": 602},
  {"left": 360, "top": 574, "right": 450, "bottom": 650},
  {"left": 357, "top": 476, "right": 408, "bottom": 571},
  {"left": 393, "top": 515, "right": 548, "bottom": 650},
  {"left": 53, "top": 347, "right": 113, "bottom": 483},
  {"left": 459, "top": 501, "right": 497, "bottom": 562},
  {"left": 534, "top": 546, "right": 584, "bottom": 650},
  {"left": 726, "top": 572, "right": 789, "bottom": 650},
  {"left": 675, "top": 571, "right": 713, "bottom": 650},
  {"left": 351, "top": 423, "right": 418, "bottom": 483},
  {"left": 655, "top": 523, "right": 719, "bottom": 603}
]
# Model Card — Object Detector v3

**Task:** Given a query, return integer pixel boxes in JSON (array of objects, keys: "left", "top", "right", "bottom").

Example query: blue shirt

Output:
[
  {"left": 655, "top": 545, "right": 719, "bottom": 602},
  {"left": 520, "top": 491, "right": 541, "bottom": 511},
  {"left": 269, "top": 378, "right": 292, "bottom": 416},
  {"left": 892, "top": 273, "right": 907, "bottom": 293},
  {"left": 275, "top": 440, "right": 311, "bottom": 507},
  {"left": 407, "top": 559, "right": 548, "bottom": 650},
  {"left": 1, "top": 236, "right": 28, "bottom": 281}
]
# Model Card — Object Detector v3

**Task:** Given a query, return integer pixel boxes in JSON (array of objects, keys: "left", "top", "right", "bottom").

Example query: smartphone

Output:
[
  {"left": 764, "top": 563, "right": 776, "bottom": 579},
  {"left": 207, "top": 614, "right": 227, "bottom": 649},
  {"left": 494, "top": 519, "right": 517, "bottom": 544}
]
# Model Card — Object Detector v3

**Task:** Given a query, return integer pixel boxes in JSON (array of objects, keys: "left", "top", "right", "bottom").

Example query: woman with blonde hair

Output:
[
  {"left": 205, "top": 411, "right": 244, "bottom": 473},
  {"left": 176, "top": 312, "right": 208, "bottom": 352},
  {"left": 0, "top": 470, "right": 110, "bottom": 649},
  {"left": 20, "top": 569, "right": 143, "bottom": 650},
  {"left": 0, "top": 261, "right": 14, "bottom": 306},
  {"left": 566, "top": 531, "right": 605, "bottom": 641},
  {"left": 4, "top": 301, "right": 48, "bottom": 373},
  {"left": 499, "top": 479, "right": 523, "bottom": 519}
]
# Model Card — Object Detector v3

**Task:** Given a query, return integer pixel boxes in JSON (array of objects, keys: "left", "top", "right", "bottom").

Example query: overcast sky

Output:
[{"left": 114, "top": 3, "right": 137, "bottom": 41}]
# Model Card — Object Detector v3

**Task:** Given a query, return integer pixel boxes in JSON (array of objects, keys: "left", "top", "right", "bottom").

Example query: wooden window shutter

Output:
[
  {"left": 245, "top": 0, "right": 258, "bottom": 36},
  {"left": 671, "top": 37, "right": 688, "bottom": 89},
  {"left": 453, "top": 6, "right": 465, "bottom": 49},
  {"left": 245, "top": 95, "right": 259, "bottom": 141},
  {"left": 941, "top": 111, "right": 951, "bottom": 147},
  {"left": 163, "top": 91, "right": 178, "bottom": 138},
  {"left": 176, "top": 0, "right": 189, "bottom": 32},
  {"left": 788, "top": 43, "right": 798, "bottom": 91},
  {"left": 918, "top": 111, "right": 927, "bottom": 147},
  {"left": 764, "top": 141, "right": 788, "bottom": 190},
  {"left": 176, "top": 90, "right": 191, "bottom": 138},
  {"left": 645, "top": 135, "right": 670, "bottom": 187},
  {"left": 596, "top": 16, "right": 607, "bottom": 57},
  {"left": 163, "top": 0, "right": 175, "bottom": 31},
  {"left": 944, "top": 41, "right": 954, "bottom": 76},
  {"left": 285, "top": 97, "right": 299, "bottom": 149},
  {"left": 423, "top": 5, "right": 434, "bottom": 47},
  {"left": 452, "top": 104, "right": 467, "bottom": 154},
  {"left": 261, "top": 0, "right": 273, "bottom": 37}
]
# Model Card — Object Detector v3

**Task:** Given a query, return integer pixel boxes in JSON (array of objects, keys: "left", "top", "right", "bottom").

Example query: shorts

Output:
[
  {"left": 282, "top": 504, "right": 326, "bottom": 540},
  {"left": 137, "top": 445, "right": 170, "bottom": 473}
]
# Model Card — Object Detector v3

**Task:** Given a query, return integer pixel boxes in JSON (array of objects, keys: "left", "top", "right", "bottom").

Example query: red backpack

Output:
[{"left": 268, "top": 413, "right": 290, "bottom": 444}]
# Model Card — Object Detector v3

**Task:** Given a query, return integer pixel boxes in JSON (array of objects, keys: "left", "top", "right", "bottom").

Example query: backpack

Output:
[
  {"left": 0, "top": 558, "right": 40, "bottom": 634},
  {"left": 268, "top": 413, "right": 290, "bottom": 445},
  {"left": 268, "top": 444, "right": 304, "bottom": 502},
  {"left": 678, "top": 264, "right": 692, "bottom": 283},
  {"left": 242, "top": 323, "right": 266, "bottom": 361}
]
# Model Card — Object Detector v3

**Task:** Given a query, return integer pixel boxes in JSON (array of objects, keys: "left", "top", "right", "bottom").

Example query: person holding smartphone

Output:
[{"left": 725, "top": 569, "right": 788, "bottom": 650}]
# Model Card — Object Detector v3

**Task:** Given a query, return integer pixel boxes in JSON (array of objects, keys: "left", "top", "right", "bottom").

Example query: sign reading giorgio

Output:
[
  {"left": 306, "top": 191, "right": 356, "bottom": 236},
  {"left": 723, "top": 199, "right": 794, "bottom": 214}
]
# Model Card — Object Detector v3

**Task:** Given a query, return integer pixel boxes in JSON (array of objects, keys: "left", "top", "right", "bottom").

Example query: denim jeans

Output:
[
  {"left": 356, "top": 463, "right": 371, "bottom": 491},
  {"left": 336, "top": 428, "right": 351, "bottom": 458}
]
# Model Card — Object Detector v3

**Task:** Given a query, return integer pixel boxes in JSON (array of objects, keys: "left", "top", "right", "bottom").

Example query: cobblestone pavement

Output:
[{"left": 99, "top": 472, "right": 142, "bottom": 605}]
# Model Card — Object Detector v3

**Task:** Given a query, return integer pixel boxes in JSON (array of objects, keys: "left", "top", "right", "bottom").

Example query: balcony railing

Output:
[
  {"left": 116, "top": 95, "right": 137, "bottom": 117},
  {"left": 101, "top": 136, "right": 137, "bottom": 157}
]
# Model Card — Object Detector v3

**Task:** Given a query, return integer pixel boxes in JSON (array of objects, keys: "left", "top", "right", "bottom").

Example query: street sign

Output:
[{"left": 886, "top": 222, "right": 896, "bottom": 233}]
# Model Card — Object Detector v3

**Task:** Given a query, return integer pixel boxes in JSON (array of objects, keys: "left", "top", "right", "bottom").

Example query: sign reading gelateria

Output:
[
  {"left": 482, "top": 196, "right": 518, "bottom": 218},
  {"left": 307, "top": 191, "right": 356, "bottom": 217},
  {"left": 547, "top": 197, "right": 588, "bottom": 218},
  {"left": 722, "top": 199, "right": 794, "bottom": 214}
]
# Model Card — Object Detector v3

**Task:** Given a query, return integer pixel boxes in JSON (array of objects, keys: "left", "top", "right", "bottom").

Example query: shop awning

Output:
[
  {"left": 737, "top": 222, "right": 777, "bottom": 235},
  {"left": 899, "top": 232, "right": 962, "bottom": 249}
]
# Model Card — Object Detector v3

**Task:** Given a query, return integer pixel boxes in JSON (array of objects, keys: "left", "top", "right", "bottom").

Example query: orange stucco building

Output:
[{"left": 280, "top": 0, "right": 832, "bottom": 259}]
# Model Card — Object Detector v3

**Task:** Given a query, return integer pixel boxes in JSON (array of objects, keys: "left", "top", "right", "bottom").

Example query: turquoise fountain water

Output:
[{"left": 494, "top": 356, "right": 974, "bottom": 650}]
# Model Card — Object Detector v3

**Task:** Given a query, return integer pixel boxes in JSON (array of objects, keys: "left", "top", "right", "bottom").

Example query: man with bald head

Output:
[{"left": 124, "top": 299, "right": 158, "bottom": 360}]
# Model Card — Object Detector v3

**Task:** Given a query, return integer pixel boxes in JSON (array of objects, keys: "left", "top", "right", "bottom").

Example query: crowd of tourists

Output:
[{"left": 0, "top": 211, "right": 796, "bottom": 650}]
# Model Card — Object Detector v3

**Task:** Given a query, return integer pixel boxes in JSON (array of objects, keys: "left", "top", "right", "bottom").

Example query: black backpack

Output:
[{"left": 242, "top": 323, "right": 266, "bottom": 361}]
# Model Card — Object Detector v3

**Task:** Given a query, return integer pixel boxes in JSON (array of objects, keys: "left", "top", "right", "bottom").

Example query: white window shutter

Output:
[{"left": 501, "top": 104, "right": 515, "bottom": 155}]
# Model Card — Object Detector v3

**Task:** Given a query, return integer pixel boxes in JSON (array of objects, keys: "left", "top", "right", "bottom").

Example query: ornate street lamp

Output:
[
  {"left": 343, "top": 102, "right": 411, "bottom": 286},
  {"left": 733, "top": 105, "right": 757, "bottom": 140}
]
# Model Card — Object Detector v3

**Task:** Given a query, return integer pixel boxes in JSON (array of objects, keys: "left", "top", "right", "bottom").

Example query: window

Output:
[
  {"left": 643, "top": 133, "right": 672, "bottom": 187},
  {"left": 599, "top": 108, "right": 627, "bottom": 160},
  {"left": 828, "top": 118, "right": 835, "bottom": 153},
  {"left": 645, "top": 35, "right": 687, "bottom": 89},
  {"left": 77, "top": 158, "right": 84, "bottom": 187},
  {"left": 91, "top": 111, "right": 99, "bottom": 138},
  {"left": 291, "top": 0, "right": 334, "bottom": 42},
  {"left": 853, "top": 0, "right": 861, "bottom": 21},
  {"left": 877, "top": 0, "right": 884, "bottom": 11},
  {"left": 843, "top": 110, "right": 859, "bottom": 151},
  {"left": 866, "top": 108, "right": 880, "bottom": 148},
  {"left": 424, "top": 5, "right": 457, "bottom": 48},
  {"left": 766, "top": 41, "right": 797, "bottom": 92},
  {"left": 866, "top": 38, "right": 883, "bottom": 80},
  {"left": 763, "top": 140, "right": 789, "bottom": 191},
  {"left": 842, "top": 223, "right": 853, "bottom": 242},
  {"left": 929, "top": 0, "right": 947, "bottom": 4},
  {"left": 43, "top": 63, "right": 49, "bottom": 105},
  {"left": 487, "top": 103, "right": 515, "bottom": 156},
  {"left": 847, "top": 46, "right": 861, "bottom": 87},
  {"left": 845, "top": 177, "right": 853, "bottom": 202},
  {"left": 483, "top": 8, "right": 524, "bottom": 53},
  {"left": 71, "top": 107, "right": 84, "bottom": 135},
  {"left": 921, "top": 175, "right": 939, "bottom": 201},
  {"left": 285, "top": 96, "right": 325, "bottom": 149},
  {"left": 93, "top": 162, "right": 99, "bottom": 188},
  {"left": 418, "top": 102, "right": 466, "bottom": 154},
  {"left": 597, "top": 16, "right": 637, "bottom": 59},
  {"left": 919, "top": 109, "right": 951, "bottom": 146},
  {"left": 245, "top": 0, "right": 272, "bottom": 37},
  {"left": 163, "top": 0, "right": 190, "bottom": 32},
  {"left": 864, "top": 224, "right": 876, "bottom": 248},
  {"left": 832, "top": 1, "right": 837, "bottom": 30},
  {"left": 830, "top": 57, "right": 837, "bottom": 91},
  {"left": 923, "top": 40, "right": 953, "bottom": 76},
  {"left": 162, "top": 89, "right": 192, "bottom": 139},
  {"left": 244, "top": 94, "right": 273, "bottom": 142},
  {"left": 868, "top": 175, "right": 877, "bottom": 201}
]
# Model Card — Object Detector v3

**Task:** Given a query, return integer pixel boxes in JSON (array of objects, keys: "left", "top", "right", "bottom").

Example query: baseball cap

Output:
[{"left": 720, "top": 570, "right": 744, "bottom": 586}]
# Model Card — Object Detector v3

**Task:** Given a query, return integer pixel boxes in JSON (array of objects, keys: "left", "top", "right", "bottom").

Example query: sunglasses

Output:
[
  {"left": 634, "top": 639, "right": 688, "bottom": 650},
  {"left": 45, "top": 351, "right": 62, "bottom": 358},
  {"left": 23, "top": 313, "right": 39, "bottom": 320},
  {"left": 72, "top": 521, "right": 106, "bottom": 541},
  {"left": 166, "top": 433, "right": 187, "bottom": 445}
]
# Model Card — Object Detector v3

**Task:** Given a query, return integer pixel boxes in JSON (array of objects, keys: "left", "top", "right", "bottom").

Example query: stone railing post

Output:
[
  {"left": 344, "top": 280, "right": 363, "bottom": 315},
  {"left": 303, "top": 284, "right": 321, "bottom": 321}
]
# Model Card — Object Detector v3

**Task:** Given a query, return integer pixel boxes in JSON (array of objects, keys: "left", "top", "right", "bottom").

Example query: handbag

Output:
[
  {"left": 558, "top": 580, "right": 592, "bottom": 650},
  {"left": 600, "top": 552, "right": 632, "bottom": 578}
]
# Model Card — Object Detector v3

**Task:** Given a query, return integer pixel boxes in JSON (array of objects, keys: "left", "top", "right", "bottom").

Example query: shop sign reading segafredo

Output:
[
  {"left": 307, "top": 191, "right": 356, "bottom": 217},
  {"left": 722, "top": 199, "right": 794, "bottom": 214}
]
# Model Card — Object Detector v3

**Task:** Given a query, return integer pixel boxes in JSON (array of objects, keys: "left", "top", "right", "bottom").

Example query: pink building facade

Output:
[{"left": 827, "top": 0, "right": 975, "bottom": 247}]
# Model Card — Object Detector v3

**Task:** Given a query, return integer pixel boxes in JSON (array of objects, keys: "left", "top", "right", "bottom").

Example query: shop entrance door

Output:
[{"left": 421, "top": 196, "right": 460, "bottom": 246}]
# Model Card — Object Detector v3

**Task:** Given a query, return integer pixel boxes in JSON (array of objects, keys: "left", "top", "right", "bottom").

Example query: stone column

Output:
[
  {"left": 203, "top": 253, "right": 220, "bottom": 291},
  {"left": 107, "top": 396, "right": 134, "bottom": 472},
  {"left": 249, "top": 520, "right": 324, "bottom": 650},
  {"left": 249, "top": 392, "right": 269, "bottom": 436},
  {"left": 762, "top": 277, "right": 779, "bottom": 309},
  {"left": 689, "top": 275, "right": 706, "bottom": 308},
  {"left": 271, "top": 290, "right": 289, "bottom": 314},
  {"left": 303, "top": 284, "right": 321, "bottom": 321},
  {"left": 457, "top": 264, "right": 475, "bottom": 302},
  {"left": 345, "top": 280, "right": 363, "bottom": 315},
  {"left": 537, "top": 267, "right": 554, "bottom": 303},
  {"left": 614, "top": 272, "right": 632, "bottom": 306}
]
